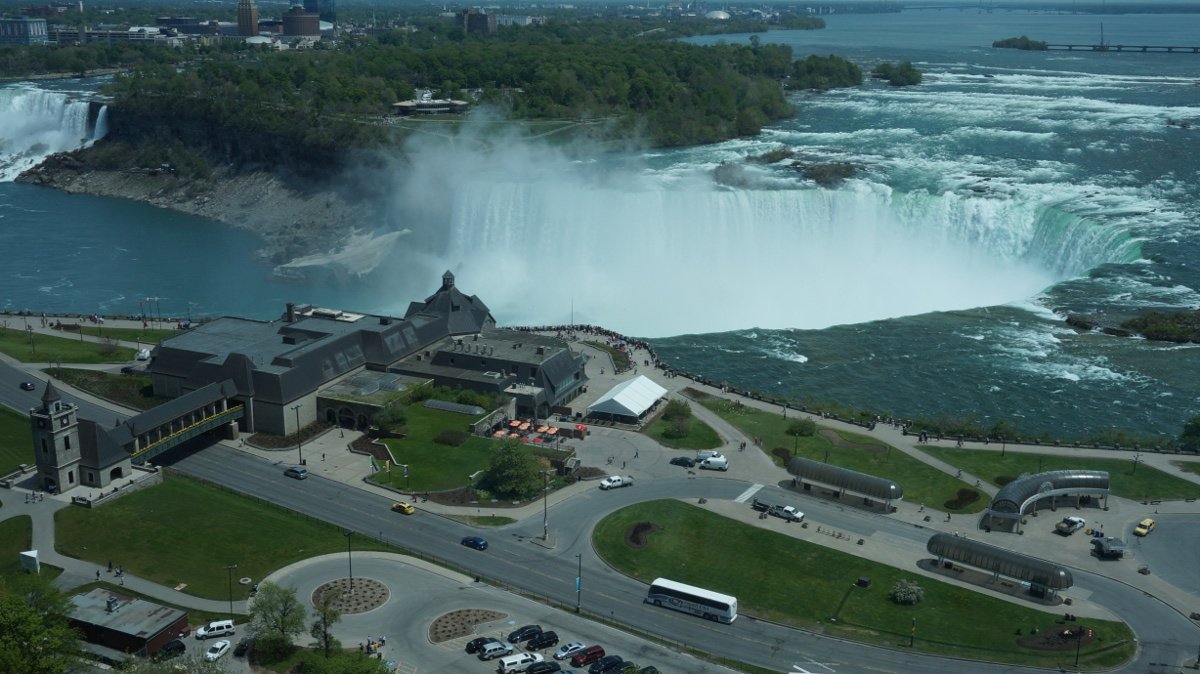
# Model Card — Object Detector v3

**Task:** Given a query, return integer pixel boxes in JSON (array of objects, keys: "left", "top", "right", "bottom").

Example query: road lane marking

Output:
[{"left": 734, "top": 484, "right": 764, "bottom": 503}]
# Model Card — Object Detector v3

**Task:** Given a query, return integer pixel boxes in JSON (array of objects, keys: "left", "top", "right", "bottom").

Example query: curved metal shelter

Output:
[
  {"left": 987, "top": 470, "right": 1109, "bottom": 528},
  {"left": 787, "top": 456, "right": 903, "bottom": 502},
  {"left": 927, "top": 532, "right": 1073, "bottom": 591}
]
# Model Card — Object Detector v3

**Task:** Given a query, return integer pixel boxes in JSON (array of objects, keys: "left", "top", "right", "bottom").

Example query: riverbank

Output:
[{"left": 16, "top": 147, "right": 377, "bottom": 265}]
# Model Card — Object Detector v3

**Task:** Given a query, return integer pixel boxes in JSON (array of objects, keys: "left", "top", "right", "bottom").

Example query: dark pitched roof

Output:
[
  {"left": 79, "top": 419, "right": 129, "bottom": 470},
  {"left": 106, "top": 380, "right": 238, "bottom": 448},
  {"left": 42, "top": 380, "right": 61, "bottom": 404},
  {"left": 403, "top": 271, "right": 494, "bottom": 336}
]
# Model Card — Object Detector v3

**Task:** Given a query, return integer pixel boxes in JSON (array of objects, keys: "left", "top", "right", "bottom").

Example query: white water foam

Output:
[{"left": 0, "top": 85, "right": 106, "bottom": 181}]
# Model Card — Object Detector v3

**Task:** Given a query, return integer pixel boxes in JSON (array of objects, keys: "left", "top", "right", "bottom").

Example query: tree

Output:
[
  {"left": 786, "top": 418, "right": 817, "bottom": 455},
  {"left": 248, "top": 582, "right": 306, "bottom": 657},
  {"left": 372, "top": 404, "right": 407, "bottom": 435},
  {"left": 309, "top": 592, "right": 341, "bottom": 658},
  {"left": 1181, "top": 416, "right": 1200, "bottom": 451},
  {"left": 0, "top": 582, "right": 80, "bottom": 674},
  {"left": 481, "top": 439, "right": 543, "bottom": 500},
  {"left": 662, "top": 399, "right": 692, "bottom": 422}
]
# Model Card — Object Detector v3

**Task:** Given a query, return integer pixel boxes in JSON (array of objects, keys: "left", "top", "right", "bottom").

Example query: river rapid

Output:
[{"left": 1, "top": 10, "right": 1198, "bottom": 439}]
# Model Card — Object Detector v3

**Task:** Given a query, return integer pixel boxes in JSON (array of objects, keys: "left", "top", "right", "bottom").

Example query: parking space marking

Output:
[{"left": 734, "top": 484, "right": 764, "bottom": 503}]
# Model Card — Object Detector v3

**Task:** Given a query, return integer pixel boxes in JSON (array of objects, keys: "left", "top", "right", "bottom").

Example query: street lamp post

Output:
[
  {"left": 290, "top": 404, "right": 304, "bottom": 465},
  {"left": 344, "top": 531, "right": 354, "bottom": 593},
  {"left": 1074, "top": 627, "right": 1083, "bottom": 667},
  {"left": 1132, "top": 452, "right": 1142, "bottom": 475},
  {"left": 224, "top": 563, "right": 237, "bottom": 621},
  {"left": 575, "top": 553, "right": 582, "bottom": 613},
  {"left": 542, "top": 470, "right": 550, "bottom": 541}
]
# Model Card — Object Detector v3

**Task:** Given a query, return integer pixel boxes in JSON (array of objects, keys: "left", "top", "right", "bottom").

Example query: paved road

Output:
[{"left": 168, "top": 445, "right": 1200, "bottom": 674}]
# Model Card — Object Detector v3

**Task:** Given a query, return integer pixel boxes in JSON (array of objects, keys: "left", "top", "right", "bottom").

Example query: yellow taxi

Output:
[
  {"left": 1133, "top": 518, "right": 1155, "bottom": 536},
  {"left": 391, "top": 501, "right": 416, "bottom": 515}
]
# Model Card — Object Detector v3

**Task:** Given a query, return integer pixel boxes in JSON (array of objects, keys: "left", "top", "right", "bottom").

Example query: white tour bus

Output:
[{"left": 646, "top": 577, "right": 738, "bottom": 623}]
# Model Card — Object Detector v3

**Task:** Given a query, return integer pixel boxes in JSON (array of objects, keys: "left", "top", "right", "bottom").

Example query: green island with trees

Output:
[
  {"left": 993, "top": 36, "right": 1049, "bottom": 50},
  {"left": 871, "top": 61, "right": 923, "bottom": 86}
]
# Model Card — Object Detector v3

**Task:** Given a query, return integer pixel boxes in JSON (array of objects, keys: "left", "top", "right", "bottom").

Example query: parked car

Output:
[
  {"left": 204, "top": 640, "right": 231, "bottom": 662},
  {"left": 638, "top": 667, "right": 660, "bottom": 674},
  {"left": 588, "top": 655, "right": 624, "bottom": 674},
  {"left": 527, "top": 662, "right": 563, "bottom": 674},
  {"left": 768, "top": 505, "right": 804, "bottom": 522},
  {"left": 554, "top": 642, "right": 586, "bottom": 660},
  {"left": 570, "top": 645, "right": 606, "bottom": 667},
  {"left": 466, "top": 636, "right": 500, "bottom": 654},
  {"left": 156, "top": 639, "right": 186, "bottom": 661},
  {"left": 669, "top": 456, "right": 695, "bottom": 468},
  {"left": 507, "top": 624, "right": 543, "bottom": 643},
  {"left": 19, "top": 381, "right": 35, "bottom": 391},
  {"left": 120, "top": 366, "right": 136, "bottom": 375},
  {"left": 233, "top": 637, "right": 254, "bottom": 657},
  {"left": 1133, "top": 518, "right": 1156, "bottom": 536},
  {"left": 1055, "top": 516, "right": 1086, "bottom": 535},
  {"left": 461, "top": 536, "right": 488, "bottom": 550},
  {"left": 617, "top": 662, "right": 640, "bottom": 674},
  {"left": 391, "top": 501, "right": 415, "bottom": 515},
  {"left": 477, "top": 641, "right": 514, "bottom": 660},
  {"left": 284, "top": 466, "right": 308, "bottom": 480},
  {"left": 526, "top": 630, "right": 559, "bottom": 651}
]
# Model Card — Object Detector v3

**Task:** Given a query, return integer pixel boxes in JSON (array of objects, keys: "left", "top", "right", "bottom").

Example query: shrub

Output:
[
  {"left": 662, "top": 399, "right": 692, "bottom": 422},
  {"left": 944, "top": 488, "right": 981, "bottom": 510},
  {"left": 663, "top": 418, "right": 690, "bottom": 440},
  {"left": 890, "top": 579, "right": 924, "bottom": 605}
]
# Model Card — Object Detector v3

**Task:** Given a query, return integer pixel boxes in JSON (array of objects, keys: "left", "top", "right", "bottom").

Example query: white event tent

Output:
[{"left": 587, "top": 375, "right": 668, "bottom": 422}]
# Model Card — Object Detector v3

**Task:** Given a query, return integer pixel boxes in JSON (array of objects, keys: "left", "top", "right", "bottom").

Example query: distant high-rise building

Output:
[
  {"left": 236, "top": 0, "right": 258, "bottom": 36},
  {"left": 302, "top": 0, "right": 334, "bottom": 24},
  {"left": 282, "top": 5, "right": 319, "bottom": 36},
  {"left": 456, "top": 8, "right": 495, "bottom": 35}
]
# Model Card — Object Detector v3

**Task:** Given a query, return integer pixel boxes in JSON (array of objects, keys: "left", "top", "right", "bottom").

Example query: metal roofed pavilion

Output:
[
  {"left": 787, "top": 456, "right": 904, "bottom": 503},
  {"left": 986, "top": 470, "right": 1109, "bottom": 532},
  {"left": 927, "top": 532, "right": 1074, "bottom": 591}
]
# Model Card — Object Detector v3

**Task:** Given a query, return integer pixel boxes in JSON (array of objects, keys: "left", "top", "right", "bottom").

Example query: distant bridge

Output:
[{"left": 1044, "top": 44, "right": 1200, "bottom": 53}]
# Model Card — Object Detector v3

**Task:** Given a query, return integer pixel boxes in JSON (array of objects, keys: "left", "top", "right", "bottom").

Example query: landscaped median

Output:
[
  {"left": 594, "top": 499, "right": 1134, "bottom": 669},
  {"left": 695, "top": 393, "right": 985, "bottom": 513},
  {"left": 54, "top": 474, "right": 400, "bottom": 600},
  {"left": 919, "top": 447, "right": 1200, "bottom": 501}
]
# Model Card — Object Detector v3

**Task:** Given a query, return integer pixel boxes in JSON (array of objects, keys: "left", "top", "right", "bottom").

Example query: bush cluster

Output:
[{"left": 890, "top": 579, "right": 924, "bottom": 605}]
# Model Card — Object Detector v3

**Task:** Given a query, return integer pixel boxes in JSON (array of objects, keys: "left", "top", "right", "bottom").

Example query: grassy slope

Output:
[
  {"left": 0, "top": 326, "right": 135, "bottom": 363},
  {"left": 699, "top": 398, "right": 985, "bottom": 513},
  {"left": 370, "top": 405, "right": 496, "bottom": 492},
  {"left": 0, "top": 405, "right": 33, "bottom": 477},
  {"left": 594, "top": 500, "right": 1133, "bottom": 669}
]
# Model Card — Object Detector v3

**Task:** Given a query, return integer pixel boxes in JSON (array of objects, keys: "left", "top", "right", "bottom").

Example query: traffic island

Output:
[
  {"left": 311, "top": 577, "right": 389, "bottom": 614},
  {"left": 429, "top": 609, "right": 508, "bottom": 642}
]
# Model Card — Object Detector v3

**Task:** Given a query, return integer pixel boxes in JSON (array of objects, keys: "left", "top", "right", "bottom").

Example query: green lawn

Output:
[
  {"left": 699, "top": 397, "right": 984, "bottom": 513},
  {"left": 54, "top": 325, "right": 176, "bottom": 345},
  {"left": 369, "top": 405, "right": 496, "bottom": 492},
  {"left": 584, "top": 341, "right": 632, "bottom": 371},
  {"left": 443, "top": 514, "right": 517, "bottom": 527},
  {"left": 0, "top": 326, "right": 134, "bottom": 363},
  {"left": 594, "top": 500, "right": 1134, "bottom": 669},
  {"left": 920, "top": 447, "right": 1200, "bottom": 501},
  {"left": 642, "top": 415, "right": 722, "bottom": 450},
  {"left": 55, "top": 474, "right": 399, "bottom": 600},
  {"left": 44, "top": 368, "right": 170, "bottom": 411},
  {"left": 0, "top": 516, "right": 33, "bottom": 580},
  {"left": 0, "top": 405, "right": 34, "bottom": 477}
]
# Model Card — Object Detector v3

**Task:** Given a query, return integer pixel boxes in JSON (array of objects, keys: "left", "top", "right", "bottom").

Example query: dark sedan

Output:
[
  {"left": 461, "top": 536, "right": 488, "bottom": 550},
  {"left": 19, "top": 381, "right": 36, "bottom": 391},
  {"left": 507, "top": 624, "right": 542, "bottom": 643},
  {"left": 465, "top": 636, "right": 499, "bottom": 654},
  {"left": 668, "top": 456, "right": 695, "bottom": 468}
]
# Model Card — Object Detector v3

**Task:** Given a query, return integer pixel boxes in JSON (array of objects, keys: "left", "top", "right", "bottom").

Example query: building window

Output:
[
  {"left": 64, "top": 437, "right": 71, "bottom": 450},
  {"left": 41, "top": 438, "right": 47, "bottom": 453},
  {"left": 68, "top": 470, "right": 74, "bottom": 484}
]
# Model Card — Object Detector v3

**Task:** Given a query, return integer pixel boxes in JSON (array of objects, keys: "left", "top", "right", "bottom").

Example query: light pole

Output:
[
  {"left": 1132, "top": 452, "right": 1142, "bottom": 475},
  {"left": 290, "top": 404, "right": 304, "bottom": 465},
  {"left": 1000, "top": 435, "right": 1006, "bottom": 457},
  {"left": 224, "top": 563, "right": 237, "bottom": 621},
  {"left": 575, "top": 553, "right": 582, "bottom": 613},
  {"left": 1074, "top": 627, "right": 1084, "bottom": 667},
  {"left": 344, "top": 530, "right": 354, "bottom": 593},
  {"left": 542, "top": 470, "right": 550, "bottom": 541}
]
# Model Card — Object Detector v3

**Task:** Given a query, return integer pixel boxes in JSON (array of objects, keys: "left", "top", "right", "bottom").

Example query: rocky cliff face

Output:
[{"left": 17, "top": 145, "right": 383, "bottom": 265}]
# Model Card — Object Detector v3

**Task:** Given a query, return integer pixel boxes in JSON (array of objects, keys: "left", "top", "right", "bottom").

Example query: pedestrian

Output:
[
  {"left": 359, "top": 642, "right": 364, "bottom": 653},
  {"left": 322, "top": 453, "right": 326, "bottom": 461},
  {"left": 96, "top": 570, "right": 100, "bottom": 581},
  {"left": 108, "top": 560, "right": 112, "bottom": 572},
  {"left": 634, "top": 449, "right": 639, "bottom": 459},
  {"left": 119, "top": 575, "right": 124, "bottom": 586},
  {"left": 622, "top": 460, "right": 626, "bottom": 469},
  {"left": 380, "top": 636, "right": 386, "bottom": 647}
]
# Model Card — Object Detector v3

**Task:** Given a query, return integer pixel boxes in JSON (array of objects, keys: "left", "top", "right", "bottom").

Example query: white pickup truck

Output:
[
  {"left": 599, "top": 475, "right": 634, "bottom": 490},
  {"left": 1055, "top": 516, "right": 1086, "bottom": 535}
]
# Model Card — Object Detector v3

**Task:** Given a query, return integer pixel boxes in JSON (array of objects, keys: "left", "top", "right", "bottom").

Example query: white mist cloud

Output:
[{"left": 373, "top": 114, "right": 1116, "bottom": 338}]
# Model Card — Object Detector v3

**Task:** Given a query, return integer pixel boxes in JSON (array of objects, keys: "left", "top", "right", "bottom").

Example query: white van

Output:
[
  {"left": 195, "top": 619, "right": 235, "bottom": 639},
  {"left": 496, "top": 652, "right": 544, "bottom": 672},
  {"left": 700, "top": 455, "right": 729, "bottom": 471}
]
